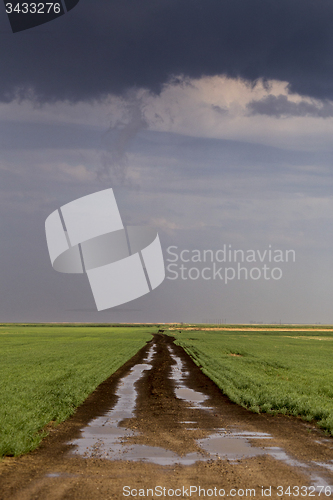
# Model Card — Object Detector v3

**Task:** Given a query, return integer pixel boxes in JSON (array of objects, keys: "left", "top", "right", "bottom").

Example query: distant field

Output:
[
  {"left": 171, "top": 327, "right": 333, "bottom": 435},
  {"left": 0, "top": 324, "right": 153, "bottom": 457}
]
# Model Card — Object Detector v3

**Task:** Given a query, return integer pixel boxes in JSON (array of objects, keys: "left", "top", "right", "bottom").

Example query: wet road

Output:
[{"left": 1, "top": 334, "right": 333, "bottom": 499}]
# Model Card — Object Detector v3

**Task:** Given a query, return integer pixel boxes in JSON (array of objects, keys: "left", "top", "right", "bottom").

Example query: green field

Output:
[
  {"left": 0, "top": 324, "right": 153, "bottom": 457},
  {"left": 170, "top": 326, "right": 333, "bottom": 435},
  {"left": 2, "top": 323, "right": 333, "bottom": 458}
]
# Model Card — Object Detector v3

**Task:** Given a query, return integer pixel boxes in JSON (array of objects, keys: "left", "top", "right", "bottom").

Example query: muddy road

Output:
[{"left": 1, "top": 334, "right": 333, "bottom": 499}]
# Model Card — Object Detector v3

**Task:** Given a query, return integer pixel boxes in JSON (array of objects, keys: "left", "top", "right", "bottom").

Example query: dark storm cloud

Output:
[
  {"left": 248, "top": 95, "right": 333, "bottom": 118},
  {"left": 1, "top": 0, "right": 333, "bottom": 102}
]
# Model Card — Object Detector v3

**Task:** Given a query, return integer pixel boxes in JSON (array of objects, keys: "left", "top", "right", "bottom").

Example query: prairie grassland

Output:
[
  {"left": 171, "top": 327, "right": 333, "bottom": 435},
  {"left": 0, "top": 324, "right": 153, "bottom": 457}
]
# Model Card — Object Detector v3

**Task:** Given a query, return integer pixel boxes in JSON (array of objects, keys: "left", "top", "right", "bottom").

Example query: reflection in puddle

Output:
[
  {"left": 266, "top": 447, "right": 306, "bottom": 468},
  {"left": 198, "top": 432, "right": 265, "bottom": 460},
  {"left": 176, "top": 387, "right": 207, "bottom": 403},
  {"left": 45, "top": 472, "right": 78, "bottom": 478},
  {"left": 70, "top": 343, "right": 208, "bottom": 465},
  {"left": 232, "top": 431, "right": 271, "bottom": 438},
  {"left": 168, "top": 345, "right": 209, "bottom": 409},
  {"left": 69, "top": 340, "right": 333, "bottom": 486},
  {"left": 315, "top": 462, "right": 333, "bottom": 472},
  {"left": 69, "top": 344, "right": 155, "bottom": 460}
]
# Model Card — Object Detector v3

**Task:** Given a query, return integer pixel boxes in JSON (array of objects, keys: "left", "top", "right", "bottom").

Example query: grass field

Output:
[
  {"left": 170, "top": 326, "right": 333, "bottom": 435},
  {"left": 0, "top": 324, "right": 153, "bottom": 457},
  {"left": 3, "top": 323, "right": 333, "bottom": 458}
]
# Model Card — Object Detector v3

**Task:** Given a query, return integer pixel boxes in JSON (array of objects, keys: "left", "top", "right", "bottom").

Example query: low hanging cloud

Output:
[
  {"left": 3, "top": 75, "right": 333, "bottom": 154},
  {"left": 248, "top": 94, "right": 333, "bottom": 118}
]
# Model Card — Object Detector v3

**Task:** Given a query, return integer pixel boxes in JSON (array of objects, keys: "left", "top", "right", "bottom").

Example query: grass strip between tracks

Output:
[
  {"left": 0, "top": 325, "right": 153, "bottom": 457},
  {"left": 171, "top": 327, "right": 333, "bottom": 435}
]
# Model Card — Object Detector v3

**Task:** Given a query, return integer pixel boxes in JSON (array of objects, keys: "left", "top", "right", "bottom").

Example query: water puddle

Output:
[
  {"left": 69, "top": 340, "right": 333, "bottom": 486},
  {"left": 45, "top": 472, "right": 78, "bottom": 478},
  {"left": 266, "top": 447, "right": 306, "bottom": 468},
  {"left": 69, "top": 344, "right": 155, "bottom": 460},
  {"left": 315, "top": 462, "right": 333, "bottom": 472},
  {"left": 231, "top": 431, "right": 272, "bottom": 439},
  {"left": 176, "top": 387, "right": 207, "bottom": 403},
  {"left": 198, "top": 432, "right": 265, "bottom": 460},
  {"left": 168, "top": 345, "right": 213, "bottom": 410},
  {"left": 69, "top": 343, "right": 209, "bottom": 464}
]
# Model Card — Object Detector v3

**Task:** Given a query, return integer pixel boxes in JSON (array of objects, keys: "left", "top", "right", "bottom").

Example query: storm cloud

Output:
[
  {"left": 248, "top": 94, "right": 333, "bottom": 118},
  {"left": 2, "top": 1, "right": 333, "bottom": 323},
  {"left": 1, "top": 0, "right": 333, "bottom": 102}
]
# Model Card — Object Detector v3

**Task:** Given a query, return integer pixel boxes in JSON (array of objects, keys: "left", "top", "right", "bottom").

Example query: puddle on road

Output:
[
  {"left": 168, "top": 345, "right": 214, "bottom": 410},
  {"left": 315, "top": 462, "right": 333, "bottom": 472},
  {"left": 69, "top": 342, "right": 212, "bottom": 465},
  {"left": 170, "top": 352, "right": 208, "bottom": 406},
  {"left": 69, "top": 340, "right": 333, "bottom": 486},
  {"left": 45, "top": 472, "right": 78, "bottom": 479},
  {"left": 176, "top": 388, "right": 207, "bottom": 403},
  {"left": 69, "top": 344, "right": 154, "bottom": 460},
  {"left": 198, "top": 432, "right": 264, "bottom": 460}
]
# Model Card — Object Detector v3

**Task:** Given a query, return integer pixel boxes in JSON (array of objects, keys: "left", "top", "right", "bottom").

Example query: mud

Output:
[{"left": 1, "top": 333, "right": 333, "bottom": 499}]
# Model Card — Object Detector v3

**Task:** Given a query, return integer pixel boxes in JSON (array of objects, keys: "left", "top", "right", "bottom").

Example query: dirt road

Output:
[{"left": 1, "top": 334, "right": 333, "bottom": 499}]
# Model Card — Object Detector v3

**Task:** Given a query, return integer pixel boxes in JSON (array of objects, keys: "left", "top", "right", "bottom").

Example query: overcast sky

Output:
[{"left": 1, "top": 0, "right": 333, "bottom": 323}]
